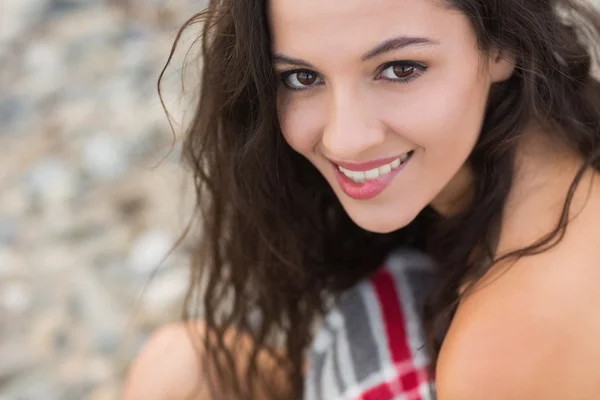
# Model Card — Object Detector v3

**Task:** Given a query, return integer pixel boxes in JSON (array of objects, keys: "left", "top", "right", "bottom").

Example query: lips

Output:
[
  {"left": 336, "top": 152, "right": 412, "bottom": 184},
  {"left": 331, "top": 151, "right": 414, "bottom": 200},
  {"left": 334, "top": 155, "right": 405, "bottom": 172}
]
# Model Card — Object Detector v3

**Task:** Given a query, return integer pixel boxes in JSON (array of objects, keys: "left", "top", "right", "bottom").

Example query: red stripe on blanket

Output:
[
  {"left": 367, "top": 267, "right": 424, "bottom": 399},
  {"left": 359, "top": 381, "right": 394, "bottom": 400},
  {"left": 358, "top": 366, "right": 430, "bottom": 400},
  {"left": 371, "top": 268, "right": 411, "bottom": 363}
]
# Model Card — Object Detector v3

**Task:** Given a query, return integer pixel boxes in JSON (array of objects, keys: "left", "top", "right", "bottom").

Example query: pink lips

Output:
[{"left": 331, "top": 152, "right": 413, "bottom": 200}]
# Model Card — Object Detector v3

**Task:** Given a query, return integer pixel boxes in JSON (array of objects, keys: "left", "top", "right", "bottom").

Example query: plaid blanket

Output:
[{"left": 303, "top": 250, "right": 437, "bottom": 400}]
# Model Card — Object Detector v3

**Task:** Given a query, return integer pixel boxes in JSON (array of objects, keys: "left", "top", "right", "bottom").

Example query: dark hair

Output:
[{"left": 160, "top": 0, "right": 600, "bottom": 398}]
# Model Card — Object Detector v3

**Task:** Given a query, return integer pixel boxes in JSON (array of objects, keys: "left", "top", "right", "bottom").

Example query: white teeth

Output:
[
  {"left": 365, "top": 168, "right": 380, "bottom": 179},
  {"left": 379, "top": 164, "right": 392, "bottom": 175},
  {"left": 352, "top": 171, "right": 366, "bottom": 182},
  {"left": 340, "top": 167, "right": 353, "bottom": 178},
  {"left": 338, "top": 152, "right": 411, "bottom": 184}
]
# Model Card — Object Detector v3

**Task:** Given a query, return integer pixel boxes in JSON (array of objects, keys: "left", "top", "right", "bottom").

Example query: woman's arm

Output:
[
  {"left": 122, "top": 322, "right": 292, "bottom": 400},
  {"left": 122, "top": 323, "right": 208, "bottom": 400}
]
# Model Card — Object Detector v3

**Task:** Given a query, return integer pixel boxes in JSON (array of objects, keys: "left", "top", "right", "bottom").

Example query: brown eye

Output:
[
  {"left": 283, "top": 70, "right": 323, "bottom": 90},
  {"left": 378, "top": 62, "right": 426, "bottom": 82},
  {"left": 297, "top": 71, "right": 317, "bottom": 85},
  {"left": 392, "top": 65, "right": 415, "bottom": 78}
]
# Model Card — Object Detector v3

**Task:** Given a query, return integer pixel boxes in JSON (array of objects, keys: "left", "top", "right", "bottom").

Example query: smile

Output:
[
  {"left": 337, "top": 152, "right": 411, "bottom": 183},
  {"left": 332, "top": 151, "right": 414, "bottom": 200}
]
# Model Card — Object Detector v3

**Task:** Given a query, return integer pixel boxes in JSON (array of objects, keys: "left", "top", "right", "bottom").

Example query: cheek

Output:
[
  {"left": 278, "top": 97, "right": 326, "bottom": 155},
  {"left": 381, "top": 70, "right": 489, "bottom": 151}
]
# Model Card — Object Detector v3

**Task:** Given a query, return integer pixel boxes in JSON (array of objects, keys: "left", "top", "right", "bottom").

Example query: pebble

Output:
[
  {"left": 70, "top": 269, "right": 127, "bottom": 354},
  {"left": 31, "top": 245, "right": 76, "bottom": 274},
  {"left": 0, "top": 97, "right": 29, "bottom": 134},
  {"left": 0, "top": 218, "right": 19, "bottom": 245},
  {"left": 28, "top": 158, "right": 78, "bottom": 206},
  {"left": 47, "top": 0, "right": 92, "bottom": 17},
  {"left": 23, "top": 40, "right": 66, "bottom": 98},
  {"left": 1, "top": 0, "right": 51, "bottom": 42},
  {"left": 83, "top": 132, "right": 128, "bottom": 181},
  {"left": 87, "top": 383, "right": 120, "bottom": 400},
  {"left": 0, "top": 247, "right": 20, "bottom": 277},
  {"left": 0, "top": 282, "right": 33, "bottom": 315},
  {"left": 141, "top": 268, "right": 188, "bottom": 316},
  {"left": 0, "top": 341, "right": 37, "bottom": 380},
  {"left": 29, "top": 310, "right": 77, "bottom": 360},
  {"left": 0, "top": 185, "right": 28, "bottom": 219},
  {"left": 127, "top": 229, "right": 174, "bottom": 274},
  {"left": 0, "top": 372, "right": 63, "bottom": 400}
]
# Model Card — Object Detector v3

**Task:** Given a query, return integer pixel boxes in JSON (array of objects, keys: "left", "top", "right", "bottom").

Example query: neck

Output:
[
  {"left": 430, "top": 122, "right": 595, "bottom": 254},
  {"left": 496, "top": 127, "right": 592, "bottom": 254}
]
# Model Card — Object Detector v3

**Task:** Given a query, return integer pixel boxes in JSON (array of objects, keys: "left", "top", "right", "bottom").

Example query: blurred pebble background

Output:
[
  {"left": 0, "top": 1, "right": 205, "bottom": 398},
  {"left": 5, "top": 1, "right": 600, "bottom": 400}
]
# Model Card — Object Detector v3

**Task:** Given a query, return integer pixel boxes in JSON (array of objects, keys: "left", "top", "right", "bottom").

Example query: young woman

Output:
[{"left": 123, "top": 0, "right": 600, "bottom": 399}]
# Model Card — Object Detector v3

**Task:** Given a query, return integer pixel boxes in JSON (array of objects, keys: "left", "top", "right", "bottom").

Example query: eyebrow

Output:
[
  {"left": 272, "top": 54, "right": 315, "bottom": 69},
  {"left": 361, "top": 36, "right": 439, "bottom": 61},
  {"left": 272, "top": 35, "right": 439, "bottom": 68}
]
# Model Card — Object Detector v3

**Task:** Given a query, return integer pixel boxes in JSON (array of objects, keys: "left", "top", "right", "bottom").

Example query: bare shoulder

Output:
[
  {"left": 436, "top": 215, "right": 600, "bottom": 400},
  {"left": 122, "top": 322, "right": 206, "bottom": 400}
]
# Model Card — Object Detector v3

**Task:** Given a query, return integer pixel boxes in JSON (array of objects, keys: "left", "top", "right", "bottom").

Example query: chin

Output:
[{"left": 341, "top": 202, "right": 422, "bottom": 234}]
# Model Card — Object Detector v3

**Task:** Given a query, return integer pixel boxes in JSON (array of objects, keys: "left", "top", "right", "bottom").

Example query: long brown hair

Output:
[{"left": 160, "top": 0, "right": 600, "bottom": 398}]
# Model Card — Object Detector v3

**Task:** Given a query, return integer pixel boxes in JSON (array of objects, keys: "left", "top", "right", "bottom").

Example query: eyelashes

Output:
[
  {"left": 376, "top": 61, "right": 427, "bottom": 82},
  {"left": 281, "top": 70, "right": 323, "bottom": 90},
  {"left": 278, "top": 61, "right": 428, "bottom": 91}
]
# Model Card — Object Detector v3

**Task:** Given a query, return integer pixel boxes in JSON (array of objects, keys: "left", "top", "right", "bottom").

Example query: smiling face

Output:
[{"left": 269, "top": 0, "right": 514, "bottom": 233}]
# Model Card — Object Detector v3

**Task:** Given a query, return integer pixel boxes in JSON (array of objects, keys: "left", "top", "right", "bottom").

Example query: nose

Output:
[{"left": 321, "top": 86, "right": 386, "bottom": 160}]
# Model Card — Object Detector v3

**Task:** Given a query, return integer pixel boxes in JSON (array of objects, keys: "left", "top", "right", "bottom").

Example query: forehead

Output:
[{"left": 269, "top": 0, "right": 460, "bottom": 52}]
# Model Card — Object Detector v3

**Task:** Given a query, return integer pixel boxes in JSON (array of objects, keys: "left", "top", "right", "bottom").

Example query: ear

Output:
[{"left": 488, "top": 49, "right": 516, "bottom": 83}]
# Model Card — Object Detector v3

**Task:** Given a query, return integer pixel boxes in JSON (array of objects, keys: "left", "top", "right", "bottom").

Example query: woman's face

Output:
[{"left": 270, "top": 0, "right": 514, "bottom": 233}]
